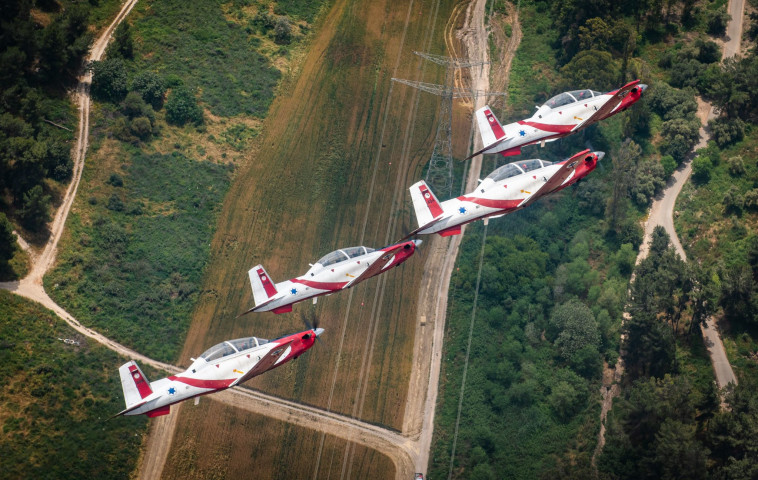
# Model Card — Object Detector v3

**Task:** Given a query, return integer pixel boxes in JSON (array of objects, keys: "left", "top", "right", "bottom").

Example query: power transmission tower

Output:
[{"left": 392, "top": 51, "right": 505, "bottom": 196}]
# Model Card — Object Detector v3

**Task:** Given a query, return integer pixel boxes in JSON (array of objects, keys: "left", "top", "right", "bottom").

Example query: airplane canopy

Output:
[
  {"left": 316, "top": 246, "right": 375, "bottom": 267},
  {"left": 485, "top": 159, "right": 553, "bottom": 182},
  {"left": 201, "top": 337, "right": 269, "bottom": 362},
  {"left": 544, "top": 89, "right": 602, "bottom": 109}
]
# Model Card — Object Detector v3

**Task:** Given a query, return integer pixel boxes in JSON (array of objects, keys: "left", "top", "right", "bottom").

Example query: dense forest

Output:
[
  {"left": 0, "top": 0, "right": 95, "bottom": 276},
  {"left": 431, "top": 0, "right": 758, "bottom": 478}
]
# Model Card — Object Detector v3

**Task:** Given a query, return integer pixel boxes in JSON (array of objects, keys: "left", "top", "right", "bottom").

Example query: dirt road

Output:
[
  {"left": 593, "top": 0, "right": 744, "bottom": 466},
  {"left": 0, "top": 1, "right": 513, "bottom": 478}
]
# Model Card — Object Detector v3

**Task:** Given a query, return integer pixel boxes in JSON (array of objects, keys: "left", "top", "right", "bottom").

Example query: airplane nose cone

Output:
[
  {"left": 594, "top": 151, "right": 605, "bottom": 161},
  {"left": 412, "top": 239, "right": 423, "bottom": 247},
  {"left": 315, "top": 328, "right": 325, "bottom": 337},
  {"left": 638, "top": 84, "right": 647, "bottom": 93}
]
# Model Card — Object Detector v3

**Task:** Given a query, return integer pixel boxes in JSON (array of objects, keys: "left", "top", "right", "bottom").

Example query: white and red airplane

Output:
[
  {"left": 243, "top": 240, "right": 421, "bottom": 315},
  {"left": 116, "top": 326, "right": 323, "bottom": 417},
  {"left": 408, "top": 149, "right": 603, "bottom": 236},
  {"left": 469, "top": 80, "right": 646, "bottom": 159}
]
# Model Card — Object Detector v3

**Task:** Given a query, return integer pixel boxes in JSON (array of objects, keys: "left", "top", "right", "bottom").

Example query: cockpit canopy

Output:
[
  {"left": 315, "top": 246, "right": 375, "bottom": 267},
  {"left": 485, "top": 159, "right": 553, "bottom": 183},
  {"left": 544, "top": 90, "right": 603, "bottom": 109},
  {"left": 200, "top": 336, "right": 269, "bottom": 362}
]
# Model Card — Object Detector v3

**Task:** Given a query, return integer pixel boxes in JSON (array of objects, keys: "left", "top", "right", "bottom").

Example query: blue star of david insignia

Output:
[
  {"left": 168, "top": 387, "right": 176, "bottom": 395},
  {"left": 519, "top": 130, "right": 526, "bottom": 136},
  {"left": 291, "top": 288, "right": 298, "bottom": 295},
  {"left": 459, "top": 207, "right": 467, "bottom": 214}
]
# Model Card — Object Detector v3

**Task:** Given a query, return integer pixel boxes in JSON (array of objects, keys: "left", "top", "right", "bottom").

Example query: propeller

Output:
[{"left": 300, "top": 310, "right": 324, "bottom": 340}]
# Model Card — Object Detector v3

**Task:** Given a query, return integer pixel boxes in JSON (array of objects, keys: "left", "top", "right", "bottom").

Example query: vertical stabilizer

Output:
[
  {"left": 119, "top": 361, "right": 153, "bottom": 410},
  {"left": 248, "top": 265, "right": 279, "bottom": 307},
  {"left": 409, "top": 180, "right": 444, "bottom": 229},
  {"left": 475, "top": 105, "right": 506, "bottom": 147}
]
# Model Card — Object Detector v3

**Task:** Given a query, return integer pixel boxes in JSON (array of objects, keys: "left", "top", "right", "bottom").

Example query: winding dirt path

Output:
[
  {"left": 593, "top": 0, "right": 744, "bottom": 467},
  {"left": 0, "top": 1, "right": 514, "bottom": 478}
]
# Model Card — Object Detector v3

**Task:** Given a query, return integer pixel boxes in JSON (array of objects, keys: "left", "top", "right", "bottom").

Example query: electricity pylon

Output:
[{"left": 392, "top": 51, "right": 505, "bottom": 196}]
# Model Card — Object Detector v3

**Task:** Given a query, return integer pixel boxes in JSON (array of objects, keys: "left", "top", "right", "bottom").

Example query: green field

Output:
[{"left": 0, "top": 291, "right": 148, "bottom": 480}]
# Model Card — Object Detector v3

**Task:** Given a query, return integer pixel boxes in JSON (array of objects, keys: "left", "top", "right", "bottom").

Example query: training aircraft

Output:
[
  {"left": 408, "top": 149, "right": 603, "bottom": 236},
  {"left": 115, "top": 325, "right": 323, "bottom": 417},
  {"left": 242, "top": 240, "right": 421, "bottom": 315},
  {"left": 469, "top": 80, "right": 646, "bottom": 159}
]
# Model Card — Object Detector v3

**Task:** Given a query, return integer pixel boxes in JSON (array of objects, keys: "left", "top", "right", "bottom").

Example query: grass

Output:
[
  {"left": 0, "top": 290, "right": 148, "bottom": 479},
  {"left": 129, "top": 0, "right": 281, "bottom": 117},
  {"left": 46, "top": 147, "right": 232, "bottom": 362}
]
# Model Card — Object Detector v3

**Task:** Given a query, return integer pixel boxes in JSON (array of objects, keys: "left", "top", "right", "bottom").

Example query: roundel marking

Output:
[
  {"left": 133, "top": 372, "right": 141, "bottom": 380},
  {"left": 424, "top": 192, "right": 430, "bottom": 199},
  {"left": 261, "top": 275, "right": 267, "bottom": 281}
]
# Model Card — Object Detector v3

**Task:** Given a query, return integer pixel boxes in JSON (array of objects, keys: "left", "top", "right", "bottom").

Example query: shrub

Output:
[
  {"left": 165, "top": 86, "right": 203, "bottom": 126},
  {"left": 90, "top": 58, "right": 128, "bottom": 102},
  {"left": 20, "top": 185, "right": 51, "bottom": 232},
  {"left": 692, "top": 155, "right": 713, "bottom": 183},
  {"left": 108, "top": 173, "right": 123, "bottom": 187},
  {"left": 130, "top": 71, "right": 166, "bottom": 109},
  {"left": 727, "top": 156, "right": 745, "bottom": 176},
  {"left": 707, "top": 10, "right": 730, "bottom": 35},
  {"left": 106, "top": 193, "right": 124, "bottom": 212},
  {"left": 710, "top": 117, "right": 745, "bottom": 147},
  {"left": 661, "top": 155, "right": 677, "bottom": 178},
  {"left": 274, "top": 16, "right": 293, "bottom": 45}
]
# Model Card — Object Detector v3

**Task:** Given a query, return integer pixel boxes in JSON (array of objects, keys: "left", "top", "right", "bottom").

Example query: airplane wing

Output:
[
  {"left": 518, "top": 149, "right": 590, "bottom": 208},
  {"left": 571, "top": 80, "right": 641, "bottom": 132},
  {"left": 342, "top": 244, "right": 406, "bottom": 289},
  {"left": 465, "top": 135, "right": 509, "bottom": 160},
  {"left": 230, "top": 339, "right": 295, "bottom": 386}
]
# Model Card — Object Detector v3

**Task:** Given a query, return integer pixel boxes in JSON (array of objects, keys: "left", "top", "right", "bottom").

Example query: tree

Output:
[
  {"left": 106, "top": 22, "right": 133, "bottom": 59},
  {"left": 274, "top": 16, "right": 293, "bottom": 45},
  {"left": 708, "top": 9, "right": 730, "bottom": 35},
  {"left": 710, "top": 117, "right": 745, "bottom": 148},
  {"left": 131, "top": 71, "right": 166, "bottom": 109},
  {"left": 691, "top": 155, "right": 712, "bottom": 183},
  {"left": 559, "top": 50, "right": 619, "bottom": 91},
  {"left": 91, "top": 58, "right": 128, "bottom": 102},
  {"left": 660, "top": 116, "right": 701, "bottom": 163},
  {"left": 165, "top": 86, "right": 203, "bottom": 126},
  {"left": 19, "top": 185, "right": 51, "bottom": 232},
  {"left": 0, "top": 213, "right": 16, "bottom": 267},
  {"left": 550, "top": 299, "right": 600, "bottom": 362}
]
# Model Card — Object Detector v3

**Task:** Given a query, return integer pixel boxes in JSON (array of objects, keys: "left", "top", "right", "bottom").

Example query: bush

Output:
[
  {"left": 165, "top": 86, "right": 203, "bottom": 126},
  {"left": 709, "top": 117, "right": 745, "bottom": 148},
  {"left": 108, "top": 173, "right": 123, "bottom": 187},
  {"left": 661, "top": 155, "right": 677, "bottom": 178},
  {"left": 106, "top": 193, "right": 124, "bottom": 212},
  {"left": 727, "top": 156, "right": 745, "bottom": 176},
  {"left": 707, "top": 10, "right": 730, "bottom": 36},
  {"left": 274, "top": 16, "right": 293, "bottom": 45},
  {"left": 19, "top": 185, "right": 51, "bottom": 232},
  {"left": 90, "top": 58, "right": 128, "bottom": 102},
  {"left": 130, "top": 71, "right": 166, "bottom": 109},
  {"left": 692, "top": 156, "right": 713, "bottom": 183}
]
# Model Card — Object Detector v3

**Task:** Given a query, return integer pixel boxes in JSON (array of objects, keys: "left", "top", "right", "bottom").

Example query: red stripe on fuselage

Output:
[
  {"left": 484, "top": 109, "right": 505, "bottom": 139},
  {"left": 128, "top": 365, "right": 153, "bottom": 399},
  {"left": 418, "top": 184, "right": 443, "bottom": 218},
  {"left": 457, "top": 196, "right": 522, "bottom": 209},
  {"left": 291, "top": 278, "right": 348, "bottom": 291},
  {"left": 256, "top": 268, "right": 278, "bottom": 298},
  {"left": 168, "top": 376, "right": 236, "bottom": 390},
  {"left": 517, "top": 120, "right": 575, "bottom": 134}
]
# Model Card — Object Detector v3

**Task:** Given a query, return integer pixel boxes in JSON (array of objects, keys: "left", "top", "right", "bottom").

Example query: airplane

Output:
[
  {"left": 469, "top": 80, "right": 646, "bottom": 159},
  {"left": 242, "top": 240, "right": 421, "bottom": 315},
  {"left": 408, "top": 149, "right": 604, "bottom": 236},
  {"left": 115, "top": 325, "right": 324, "bottom": 417}
]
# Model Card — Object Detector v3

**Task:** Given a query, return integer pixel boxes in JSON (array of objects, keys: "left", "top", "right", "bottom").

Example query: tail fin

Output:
[
  {"left": 409, "top": 180, "right": 444, "bottom": 229},
  {"left": 476, "top": 105, "right": 506, "bottom": 146},
  {"left": 119, "top": 361, "right": 153, "bottom": 411},
  {"left": 248, "top": 265, "right": 279, "bottom": 307}
]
